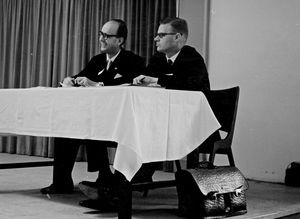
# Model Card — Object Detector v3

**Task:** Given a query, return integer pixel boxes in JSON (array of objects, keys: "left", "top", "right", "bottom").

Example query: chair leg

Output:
[
  {"left": 227, "top": 149, "right": 235, "bottom": 167},
  {"left": 208, "top": 153, "right": 216, "bottom": 164},
  {"left": 175, "top": 160, "right": 182, "bottom": 171}
]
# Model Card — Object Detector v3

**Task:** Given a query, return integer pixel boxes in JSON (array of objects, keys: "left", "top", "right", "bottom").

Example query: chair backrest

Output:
[{"left": 204, "top": 86, "right": 240, "bottom": 140}]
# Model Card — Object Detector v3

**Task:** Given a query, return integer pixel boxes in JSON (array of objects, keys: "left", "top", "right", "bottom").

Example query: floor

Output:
[{"left": 0, "top": 153, "right": 300, "bottom": 219}]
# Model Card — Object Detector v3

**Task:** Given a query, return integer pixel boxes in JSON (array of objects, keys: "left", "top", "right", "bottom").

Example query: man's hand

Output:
[
  {"left": 61, "top": 77, "right": 75, "bottom": 87},
  {"left": 74, "top": 77, "right": 98, "bottom": 87},
  {"left": 133, "top": 75, "right": 158, "bottom": 86}
]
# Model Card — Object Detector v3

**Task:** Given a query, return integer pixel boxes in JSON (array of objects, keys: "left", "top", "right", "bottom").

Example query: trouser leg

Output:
[
  {"left": 85, "top": 140, "right": 117, "bottom": 182},
  {"left": 52, "top": 137, "right": 81, "bottom": 187},
  {"left": 131, "top": 162, "right": 157, "bottom": 183}
]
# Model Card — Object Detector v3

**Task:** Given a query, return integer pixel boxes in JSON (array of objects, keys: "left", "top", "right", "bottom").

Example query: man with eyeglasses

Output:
[
  {"left": 132, "top": 15, "right": 216, "bottom": 206},
  {"left": 40, "top": 19, "right": 145, "bottom": 201},
  {"left": 132, "top": 16, "right": 212, "bottom": 185},
  {"left": 133, "top": 17, "right": 210, "bottom": 91},
  {"left": 73, "top": 18, "right": 214, "bottom": 215},
  {"left": 61, "top": 19, "right": 143, "bottom": 87}
]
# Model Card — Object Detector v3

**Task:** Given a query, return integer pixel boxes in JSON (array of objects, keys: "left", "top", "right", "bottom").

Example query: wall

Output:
[
  {"left": 178, "top": 0, "right": 300, "bottom": 183},
  {"left": 177, "top": 0, "right": 209, "bottom": 58},
  {"left": 207, "top": 0, "right": 300, "bottom": 182}
]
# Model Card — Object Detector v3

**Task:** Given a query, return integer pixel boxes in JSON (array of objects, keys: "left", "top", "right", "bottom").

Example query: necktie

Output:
[
  {"left": 167, "top": 59, "right": 173, "bottom": 66},
  {"left": 167, "top": 59, "right": 173, "bottom": 73},
  {"left": 106, "top": 60, "right": 112, "bottom": 70}
]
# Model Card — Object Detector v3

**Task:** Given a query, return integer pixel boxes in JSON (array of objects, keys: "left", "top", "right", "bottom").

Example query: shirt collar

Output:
[
  {"left": 166, "top": 50, "right": 180, "bottom": 63},
  {"left": 106, "top": 49, "right": 121, "bottom": 63}
]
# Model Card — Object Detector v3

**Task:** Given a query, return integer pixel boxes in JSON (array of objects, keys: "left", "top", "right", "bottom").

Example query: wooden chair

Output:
[{"left": 187, "top": 86, "right": 240, "bottom": 168}]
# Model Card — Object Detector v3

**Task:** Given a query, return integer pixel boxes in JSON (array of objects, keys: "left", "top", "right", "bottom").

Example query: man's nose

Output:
[{"left": 99, "top": 35, "right": 105, "bottom": 42}]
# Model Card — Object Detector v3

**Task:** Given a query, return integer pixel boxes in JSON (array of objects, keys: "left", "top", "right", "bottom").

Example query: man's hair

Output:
[
  {"left": 160, "top": 17, "right": 189, "bottom": 38},
  {"left": 111, "top": 19, "right": 128, "bottom": 45}
]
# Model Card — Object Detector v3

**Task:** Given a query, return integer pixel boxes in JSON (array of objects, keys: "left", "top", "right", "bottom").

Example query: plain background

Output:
[{"left": 179, "top": 0, "right": 300, "bottom": 183}]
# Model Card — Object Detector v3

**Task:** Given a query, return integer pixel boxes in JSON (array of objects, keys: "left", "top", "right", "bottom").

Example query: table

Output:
[{"left": 0, "top": 86, "right": 220, "bottom": 181}]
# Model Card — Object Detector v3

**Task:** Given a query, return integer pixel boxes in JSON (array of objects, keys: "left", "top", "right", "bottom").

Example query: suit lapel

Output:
[{"left": 96, "top": 54, "right": 107, "bottom": 75}]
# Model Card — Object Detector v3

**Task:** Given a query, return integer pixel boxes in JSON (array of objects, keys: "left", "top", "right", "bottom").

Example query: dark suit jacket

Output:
[
  {"left": 74, "top": 48, "right": 145, "bottom": 86},
  {"left": 146, "top": 45, "right": 210, "bottom": 91},
  {"left": 57, "top": 49, "right": 144, "bottom": 173}
]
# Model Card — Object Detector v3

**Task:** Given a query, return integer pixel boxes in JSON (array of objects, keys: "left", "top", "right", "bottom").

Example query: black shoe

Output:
[
  {"left": 79, "top": 199, "right": 117, "bottom": 212},
  {"left": 78, "top": 181, "right": 99, "bottom": 200},
  {"left": 80, "top": 181, "right": 99, "bottom": 188},
  {"left": 131, "top": 164, "right": 155, "bottom": 184},
  {"left": 79, "top": 180, "right": 118, "bottom": 200},
  {"left": 40, "top": 184, "right": 74, "bottom": 194},
  {"left": 80, "top": 175, "right": 115, "bottom": 188}
]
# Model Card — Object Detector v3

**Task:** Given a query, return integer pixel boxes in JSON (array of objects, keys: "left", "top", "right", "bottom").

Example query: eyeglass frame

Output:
[
  {"left": 99, "top": 31, "right": 119, "bottom": 40},
  {"left": 155, "top": 32, "right": 180, "bottom": 39}
]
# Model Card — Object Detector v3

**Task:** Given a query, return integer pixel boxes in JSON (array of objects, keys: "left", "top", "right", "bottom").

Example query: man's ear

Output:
[
  {"left": 175, "top": 33, "right": 182, "bottom": 41},
  {"left": 118, "top": 37, "right": 125, "bottom": 46}
]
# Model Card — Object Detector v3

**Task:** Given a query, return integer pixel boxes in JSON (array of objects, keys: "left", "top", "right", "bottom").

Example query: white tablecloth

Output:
[{"left": 0, "top": 86, "right": 220, "bottom": 181}]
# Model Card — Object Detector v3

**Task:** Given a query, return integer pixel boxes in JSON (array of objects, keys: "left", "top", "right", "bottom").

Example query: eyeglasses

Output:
[
  {"left": 155, "top": 32, "right": 178, "bottom": 39},
  {"left": 99, "top": 31, "right": 119, "bottom": 40}
]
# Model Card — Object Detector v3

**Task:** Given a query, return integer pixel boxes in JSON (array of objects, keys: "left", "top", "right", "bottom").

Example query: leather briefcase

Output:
[{"left": 175, "top": 163, "right": 248, "bottom": 218}]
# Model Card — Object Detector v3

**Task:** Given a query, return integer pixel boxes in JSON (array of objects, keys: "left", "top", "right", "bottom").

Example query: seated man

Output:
[
  {"left": 79, "top": 17, "right": 212, "bottom": 211},
  {"left": 40, "top": 19, "right": 145, "bottom": 194},
  {"left": 133, "top": 17, "right": 210, "bottom": 91}
]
